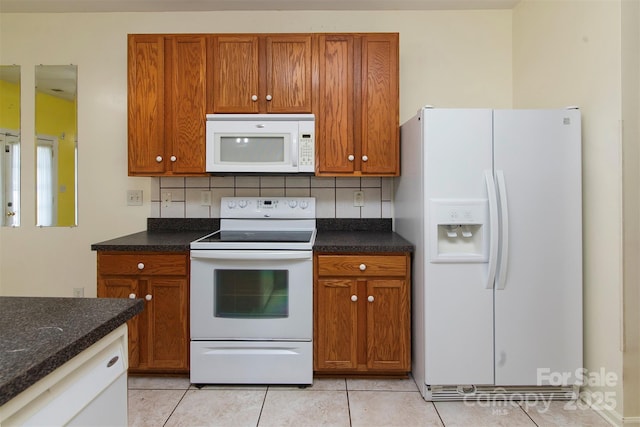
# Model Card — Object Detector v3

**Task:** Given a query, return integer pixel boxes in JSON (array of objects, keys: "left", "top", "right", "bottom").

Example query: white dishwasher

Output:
[{"left": 1, "top": 325, "right": 128, "bottom": 426}]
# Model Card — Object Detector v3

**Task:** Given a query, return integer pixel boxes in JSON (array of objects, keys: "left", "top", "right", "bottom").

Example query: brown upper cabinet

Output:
[
  {"left": 208, "top": 34, "right": 313, "bottom": 114},
  {"left": 127, "top": 33, "right": 398, "bottom": 177},
  {"left": 128, "top": 34, "right": 207, "bottom": 176},
  {"left": 316, "top": 33, "right": 399, "bottom": 176}
]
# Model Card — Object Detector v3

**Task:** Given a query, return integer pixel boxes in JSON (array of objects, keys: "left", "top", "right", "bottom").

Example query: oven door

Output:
[{"left": 190, "top": 250, "right": 312, "bottom": 340}]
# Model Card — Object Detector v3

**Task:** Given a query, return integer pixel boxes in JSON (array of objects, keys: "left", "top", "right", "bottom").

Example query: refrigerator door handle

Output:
[
  {"left": 495, "top": 170, "right": 509, "bottom": 290},
  {"left": 484, "top": 170, "right": 499, "bottom": 289}
]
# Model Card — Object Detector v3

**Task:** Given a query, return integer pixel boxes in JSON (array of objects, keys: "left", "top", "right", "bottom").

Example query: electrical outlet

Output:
[
  {"left": 127, "top": 190, "right": 143, "bottom": 206},
  {"left": 354, "top": 191, "right": 365, "bottom": 207},
  {"left": 200, "top": 191, "right": 212, "bottom": 206},
  {"left": 162, "top": 192, "right": 172, "bottom": 208},
  {"left": 73, "top": 287, "right": 84, "bottom": 298}
]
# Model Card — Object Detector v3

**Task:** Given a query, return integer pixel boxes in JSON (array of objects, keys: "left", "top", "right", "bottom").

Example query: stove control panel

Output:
[{"left": 221, "top": 197, "right": 316, "bottom": 219}]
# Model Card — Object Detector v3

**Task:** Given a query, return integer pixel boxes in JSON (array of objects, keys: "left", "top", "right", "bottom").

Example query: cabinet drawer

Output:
[
  {"left": 317, "top": 255, "right": 406, "bottom": 277},
  {"left": 98, "top": 253, "right": 188, "bottom": 276}
]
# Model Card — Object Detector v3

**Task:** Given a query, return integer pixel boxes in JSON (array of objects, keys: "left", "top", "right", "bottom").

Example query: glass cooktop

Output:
[{"left": 197, "top": 230, "right": 314, "bottom": 244}]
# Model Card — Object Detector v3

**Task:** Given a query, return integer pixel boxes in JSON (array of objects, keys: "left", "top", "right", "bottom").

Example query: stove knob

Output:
[
  {"left": 238, "top": 200, "right": 248, "bottom": 208},
  {"left": 227, "top": 201, "right": 236, "bottom": 209},
  {"left": 299, "top": 201, "right": 309, "bottom": 209},
  {"left": 288, "top": 200, "right": 298, "bottom": 208}
]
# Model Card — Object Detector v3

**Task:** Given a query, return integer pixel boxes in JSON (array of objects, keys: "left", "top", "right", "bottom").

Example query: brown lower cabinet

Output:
[
  {"left": 314, "top": 253, "right": 411, "bottom": 375},
  {"left": 97, "top": 252, "right": 189, "bottom": 374}
]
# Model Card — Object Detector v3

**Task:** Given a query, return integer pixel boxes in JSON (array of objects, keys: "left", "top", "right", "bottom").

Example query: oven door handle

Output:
[{"left": 191, "top": 250, "right": 313, "bottom": 261}]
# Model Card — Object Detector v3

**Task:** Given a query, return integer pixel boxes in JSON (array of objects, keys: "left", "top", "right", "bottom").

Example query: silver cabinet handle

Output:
[
  {"left": 362, "top": 155, "right": 369, "bottom": 162},
  {"left": 106, "top": 356, "right": 120, "bottom": 368},
  {"left": 145, "top": 294, "right": 152, "bottom": 301},
  {"left": 348, "top": 155, "right": 355, "bottom": 161},
  {"left": 359, "top": 263, "right": 367, "bottom": 271},
  {"left": 170, "top": 155, "right": 177, "bottom": 162},
  {"left": 251, "top": 95, "right": 258, "bottom": 101},
  {"left": 137, "top": 263, "right": 144, "bottom": 270},
  {"left": 129, "top": 293, "right": 136, "bottom": 299},
  {"left": 266, "top": 94, "right": 272, "bottom": 101},
  {"left": 368, "top": 295, "right": 374, "bottom": 302},
  {"left": 351, "top": 295, "right": 358, "bottom": 302},
  {"left": 155, "top": 156, "right": 163, "bottom": 162}
]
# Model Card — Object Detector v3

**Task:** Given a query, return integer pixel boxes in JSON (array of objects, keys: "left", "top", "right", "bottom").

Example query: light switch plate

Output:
[{"left": 127, "top": 190, "right": 143, "bottom": 206}]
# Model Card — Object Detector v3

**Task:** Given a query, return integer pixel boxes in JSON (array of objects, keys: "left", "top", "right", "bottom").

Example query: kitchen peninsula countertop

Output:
[
  {"left": 90, "top": 218, "right": 414, "bottom": 253},
  {"left": 0, "top": 297, "right": 143, "bottom": 406}
]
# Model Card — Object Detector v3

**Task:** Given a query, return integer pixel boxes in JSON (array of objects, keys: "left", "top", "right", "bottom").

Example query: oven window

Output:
[
  {"left": 214, "top": 269, "right": 288, "bottom": 318},
  {"left": 219, "top": 136, "right": 285, "bottom": 163}
]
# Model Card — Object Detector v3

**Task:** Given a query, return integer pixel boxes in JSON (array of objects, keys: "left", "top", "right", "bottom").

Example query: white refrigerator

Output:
[{"left": 394, "top": 108, "right": 583, "bottom": 400}]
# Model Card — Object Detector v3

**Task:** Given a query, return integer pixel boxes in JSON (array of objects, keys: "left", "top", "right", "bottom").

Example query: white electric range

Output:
[{"left": 189, "top": 197, "right": 316, "bottom": 386}]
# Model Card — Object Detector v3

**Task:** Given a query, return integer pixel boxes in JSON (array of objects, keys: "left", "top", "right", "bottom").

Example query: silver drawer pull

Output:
[{"left": 106, "top": 356, "right": 119, "bottom": 368}]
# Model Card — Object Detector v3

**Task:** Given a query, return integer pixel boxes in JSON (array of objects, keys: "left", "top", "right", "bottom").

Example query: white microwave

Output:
[{"left": 206, "top": 114, "right": 315, "bottom": 174}]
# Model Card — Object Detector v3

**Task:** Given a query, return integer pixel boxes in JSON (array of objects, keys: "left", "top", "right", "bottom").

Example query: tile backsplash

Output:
[{"left": 151, "top": 176, "right": 393, "bottom": 219}]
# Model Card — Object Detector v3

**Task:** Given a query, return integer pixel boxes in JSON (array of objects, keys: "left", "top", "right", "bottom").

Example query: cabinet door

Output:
[
  {"left": 265, "top": 35, "right": 313, "bottom": 113},
  {"left": 316, "top": 35, "right": 355, "bottom": 174},
  {"left": 366, "top": 279, "right": 410, "bottom": 371},
  {"left": 211, "top": 35, "right": 259, "bottom": 113},
  {"left": 360, "top": 34, "right": 399, "bottom": 175},
  {"left": 315, "top": 278, "right": 358, "bottom": 370},
  {"left": 128, "top": 35, "right": 165, "bottom": 175},
  {"left": 146, "top": 277, "right": 189, "bottom": 370},
  {"left": 166, "top": 36, "right": 206, "bottom": 174},
  {"left": 98, "top": 277, "right": 142, "bottom": 369}
]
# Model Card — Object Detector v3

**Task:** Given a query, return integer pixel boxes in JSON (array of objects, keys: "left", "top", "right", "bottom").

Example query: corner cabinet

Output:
[
  {"left": 314, "top": 253, "right": 410, "bottom": 374},
  {"left": 209, "top": 34, "right": 313, "bottom": 114},
  {"left": 97, "top": 252, "right": 189, "bottom": 374},
  {"left": 128, "top": 34, "right": 207, "bottom": 176},
  {"left": 316, "top": 33, "right": 399, "bottom": 176}
]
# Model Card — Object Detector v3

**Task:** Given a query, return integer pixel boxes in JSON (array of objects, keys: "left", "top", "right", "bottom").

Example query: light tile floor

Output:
[{"left": 128, "top": 376, "right": 612, "bottom": 427}]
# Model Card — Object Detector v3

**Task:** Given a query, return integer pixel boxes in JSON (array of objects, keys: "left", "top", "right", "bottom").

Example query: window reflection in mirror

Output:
[
  {"left": 0, "top": 65, "right": 21, "bottom": 227},
  {"left": 35, "top": 65, "right": 77, "bottom": 227}
]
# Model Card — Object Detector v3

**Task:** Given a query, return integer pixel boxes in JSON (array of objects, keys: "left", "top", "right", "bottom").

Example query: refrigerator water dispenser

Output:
[{"left": 430, "top": 199, "right": 489, "bottom": 263}]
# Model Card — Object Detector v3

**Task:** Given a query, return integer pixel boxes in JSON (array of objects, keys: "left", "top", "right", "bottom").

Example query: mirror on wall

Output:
[
  {"left": 0, "top": 65, "right": 21, "bottom": 227},
  {"left": 35, "top": 65, "right": 77, "bottom": 227}
]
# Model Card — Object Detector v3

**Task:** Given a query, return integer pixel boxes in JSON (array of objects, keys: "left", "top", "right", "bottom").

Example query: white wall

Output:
[
  {"left": 621, "top": 0, "right": 640, "bottom": 420},
  {"left": 513, "top": 0, "right": 628, "bottom": 423},
  {"left": 0, "top": 10, "right": 513, "bottom": 296}
]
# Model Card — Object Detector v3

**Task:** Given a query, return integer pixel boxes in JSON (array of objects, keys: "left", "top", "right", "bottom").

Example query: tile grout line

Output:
[
  {"left": 255, "top": 385, "right": 269, "bottom": 427},
  {"left": 431, "top": 401, "right": 446, "bottom": 427},
  {"left": 345, "top": 378, "right": 353, "bottom": 427},
  {"left": 161, "top": 387, "right": 190, "bottom": 427},
  {"left": 518, "top": 401, "right": 540, "bottom": 427}
]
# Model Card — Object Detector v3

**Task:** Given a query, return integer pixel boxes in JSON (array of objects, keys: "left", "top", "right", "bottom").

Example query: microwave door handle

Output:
[{"left": 292, "top": 135, "right": 298, "bottom": 167}]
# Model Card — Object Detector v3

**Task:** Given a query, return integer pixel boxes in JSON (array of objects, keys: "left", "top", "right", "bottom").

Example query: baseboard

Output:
[{"left": 578, "top": 388, "right": 640, "bottom": 426}]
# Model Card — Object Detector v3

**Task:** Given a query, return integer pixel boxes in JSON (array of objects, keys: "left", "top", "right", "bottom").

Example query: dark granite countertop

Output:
[
  {"left": 90, "top": 218, "right": 414, "bottom": 253},
  {"left": 0, "top": 297, "right": 143, "bottom": 406},
  {"left": 313, "top": 230, "right": 413, "bottom": 253},
  {"left": 91, "top": 218, "right": 218, "bottom": 252},
  {"left": 90, "top": 230, "right": 211, "bottom": 252}
]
